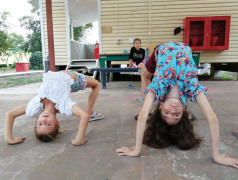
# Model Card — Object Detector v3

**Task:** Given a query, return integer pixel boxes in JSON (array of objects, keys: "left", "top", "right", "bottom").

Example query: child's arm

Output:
[
  {"left": 127, "top": 59, "right": 133, "bottom": 68},
  {"left": 116, "top": 91, "right": 155, "bottom": 156},
  {"left": 71, "top": 104, "right": 89, "bottom": 146},
  {"left": 196, "top": 92, "right": 238, "bottom": 168},
  {"left": 4, "top": 104, "right": 27, "bottom": 144},
  {"left": 85, "top": 75, "right": 100, "bottom": 115},
  {"left": 127, "top": 47, "right": 134, "bottom": 68}
]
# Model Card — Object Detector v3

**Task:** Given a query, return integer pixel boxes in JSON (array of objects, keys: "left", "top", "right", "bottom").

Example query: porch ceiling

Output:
[{"left": 27, "top": 0, "right": 98, "bottom": 26}]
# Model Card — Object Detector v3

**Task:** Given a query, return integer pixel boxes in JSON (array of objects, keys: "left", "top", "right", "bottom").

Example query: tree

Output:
[
  {"left": 0, "top": 31, "right": 8, "bottom": 55},
  {"left": 0, "top": 11, "right": 9, "bottom": 30},
  {"left": 7, "top": 33, "right": 25, "bottom": 49},
  {"left": 72, "top": 23, "right": 93, "bottom": 42},
  {"left": 0, "top": 12, "right": 11, "bottom": 55},
  {"left": 19, "top": 8, "right": 41, "bottom": 53},
  {"left": 29, "top": 51, "right": 43, "bottom": 70}
]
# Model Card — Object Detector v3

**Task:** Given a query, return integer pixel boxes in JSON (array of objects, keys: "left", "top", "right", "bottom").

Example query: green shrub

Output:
[
  {"left": 10, "top": 64, "right": 15, "bottom": 69},
  {"left": 220, "top": 73, "right": 237, "bottom": 80},
  {"left": 29, "top": 51, "right": 43, "bottom": 70}
]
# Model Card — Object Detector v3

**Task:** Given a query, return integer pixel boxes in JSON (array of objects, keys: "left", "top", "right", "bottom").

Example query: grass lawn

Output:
[
  {"left": 0, "top": 76, "right": 42, "bottom": 88},
  {"left": 0, "top": 69, "right": 43, "bottom": 88}
]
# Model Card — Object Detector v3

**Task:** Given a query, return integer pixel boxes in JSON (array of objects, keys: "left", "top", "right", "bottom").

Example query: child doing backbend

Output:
[
  {"left": 4, "top": 70, "right": 103, "bottom": 145},
  {"left": 117, "top": 42, "right": 238, "bottom": 168}
]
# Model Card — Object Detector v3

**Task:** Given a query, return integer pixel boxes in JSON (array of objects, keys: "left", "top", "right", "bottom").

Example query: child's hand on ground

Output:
[
  {"left": 71, "top": 137, "right": 88, "bottom": 146},
  {"left": 116, "top": 147, "right": 140, "bottom": 157},
  {"left": 214, "top": 154, "right": 238, "bottom": 168},
  {"left": 7, "top": 137, "right": 25, "bottom": 145}
]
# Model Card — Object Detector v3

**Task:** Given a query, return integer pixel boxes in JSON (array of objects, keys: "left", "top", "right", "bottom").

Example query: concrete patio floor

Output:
[{"left": 0, "top": 80, "right": 238, "bottom": 180}]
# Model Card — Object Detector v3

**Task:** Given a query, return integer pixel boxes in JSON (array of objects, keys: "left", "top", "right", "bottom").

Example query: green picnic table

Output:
[{"left": 99, "top": 53, "right": 130, "bottom": 82}]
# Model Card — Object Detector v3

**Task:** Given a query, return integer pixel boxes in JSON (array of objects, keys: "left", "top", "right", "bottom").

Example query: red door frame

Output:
[{"left": 46, "top": 0, "right": 56, "bottom": 71}]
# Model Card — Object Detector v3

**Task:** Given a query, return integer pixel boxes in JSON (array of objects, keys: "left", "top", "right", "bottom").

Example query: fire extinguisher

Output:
[{"left": 94, "top": 41, "right": 99, "bottom": 59}]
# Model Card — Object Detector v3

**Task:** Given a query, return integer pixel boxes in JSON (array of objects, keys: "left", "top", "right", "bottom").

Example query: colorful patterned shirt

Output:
[{"left": 144, "top": 42, "right": 207, "bottom": 106}]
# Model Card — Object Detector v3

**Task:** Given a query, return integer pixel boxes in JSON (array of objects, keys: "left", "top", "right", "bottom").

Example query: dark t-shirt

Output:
[{"left": 129, "top": 47, "right": 145, "bottom": 65}]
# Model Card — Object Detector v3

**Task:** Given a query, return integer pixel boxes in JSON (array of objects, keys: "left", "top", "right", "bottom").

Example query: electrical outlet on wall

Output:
[{"left": 117, "top": 38, "right": 121, "bottom": 44}]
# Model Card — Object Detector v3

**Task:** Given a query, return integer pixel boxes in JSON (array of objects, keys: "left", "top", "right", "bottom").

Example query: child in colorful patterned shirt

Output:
[{"left": 117, "top": 42, "right": 238, "bottom": 168}]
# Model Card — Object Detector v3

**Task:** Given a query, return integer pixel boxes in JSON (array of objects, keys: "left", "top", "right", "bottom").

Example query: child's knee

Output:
[
  {"left": 141, "top": 71, "right": 151, "bottom": 80},
  {"left": 95, "top": 80, "right": 100, "bottom": 89}
]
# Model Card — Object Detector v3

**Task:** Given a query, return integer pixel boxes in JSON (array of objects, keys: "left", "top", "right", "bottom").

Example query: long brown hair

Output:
[{"left": 143, "top": 103, "right": 202, "bottom": 150}]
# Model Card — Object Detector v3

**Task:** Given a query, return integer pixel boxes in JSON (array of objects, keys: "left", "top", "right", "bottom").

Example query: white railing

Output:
[{"left": 70, "top": 40, "right": 94, "bottom": 59}]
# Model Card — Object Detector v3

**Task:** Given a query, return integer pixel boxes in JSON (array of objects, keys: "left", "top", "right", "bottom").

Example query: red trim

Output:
[{"left": 46, "top": 0, "right": 56, "bottom": 71}]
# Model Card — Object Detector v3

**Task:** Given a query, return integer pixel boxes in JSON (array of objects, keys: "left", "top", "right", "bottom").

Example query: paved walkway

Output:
[{"left": 0, "top": 81, "right": 238, "bottom": 180}]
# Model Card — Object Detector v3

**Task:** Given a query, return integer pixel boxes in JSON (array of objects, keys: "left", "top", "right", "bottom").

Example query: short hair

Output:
[
  {"left": 133, "top": 38, "right": 141, "bottom": 44},
  {"left": 35, "top": 125, "right": 59, "bottom": 142}
]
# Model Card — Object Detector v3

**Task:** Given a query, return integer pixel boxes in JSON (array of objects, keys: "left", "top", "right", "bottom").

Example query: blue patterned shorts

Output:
[{"left": 64, "top": 70, "right": 87, "bottom": 92}]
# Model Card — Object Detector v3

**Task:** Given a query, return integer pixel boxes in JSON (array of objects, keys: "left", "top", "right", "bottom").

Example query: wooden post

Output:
[{"left": 46, "top": 0, "right": 56, "bottom": 71}]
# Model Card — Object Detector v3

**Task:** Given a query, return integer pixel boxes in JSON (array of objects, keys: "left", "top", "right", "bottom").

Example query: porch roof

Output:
[{"left": 27, "top": 0, "right": 98, "bottom": 26}]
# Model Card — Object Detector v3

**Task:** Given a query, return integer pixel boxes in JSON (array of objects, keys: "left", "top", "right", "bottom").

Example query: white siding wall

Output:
[
  {"left": 101, "top": 0, "right": 150, "bottom": 53},
  {"left": 100, "top": 0, "right": 238, "bottom": 63},
  {"left": 42, "top": 0, "right": 68, "bottom": 66}
]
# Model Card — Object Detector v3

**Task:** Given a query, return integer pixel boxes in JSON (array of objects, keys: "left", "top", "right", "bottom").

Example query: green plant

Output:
[
  {"left": 10, "top": 64, "right": 15, "bottom": 69},
  {"left": 0, "top": 12, "right": 11, "bottom": 55},
  {"left": 71, "top": 23, "right": 93, "bottom": 41},
  {"left": 220, "top": 73, "right": 237, "bottom": 80},
  {"left": 7, "top": 33, "right": 25, "bottom": 49},
  {"left": 19, "top": 8, "right": 41, "bottom": 53},
  {"left": 29, "top": 51, "right": 43, "bottom": 70}
]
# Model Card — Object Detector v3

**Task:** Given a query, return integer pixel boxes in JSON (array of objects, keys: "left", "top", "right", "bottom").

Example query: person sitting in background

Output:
[{"left": 127, "top": 38, "right": 145, "bottom": 70}]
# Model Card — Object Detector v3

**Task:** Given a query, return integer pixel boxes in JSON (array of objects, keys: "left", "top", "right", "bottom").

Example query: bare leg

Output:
[
  {"left": 141, "top": 68, "right": 154, "bottom": 100},
  {"left": 85, "top": 76, "right": 100, "bottom": 115},
  {"left": 138, "top": 63, "right": 145, "bottom": 71}
]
